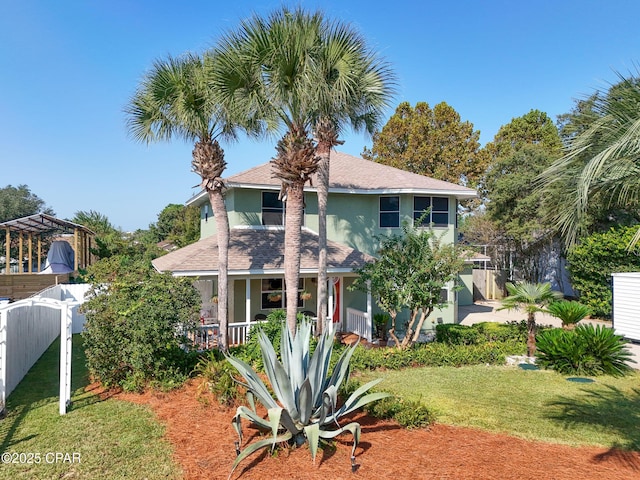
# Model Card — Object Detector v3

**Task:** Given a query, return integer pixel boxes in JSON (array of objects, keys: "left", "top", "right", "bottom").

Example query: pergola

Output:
[{"left": 1, "top": 213, "right": 95, "bottom": 274}]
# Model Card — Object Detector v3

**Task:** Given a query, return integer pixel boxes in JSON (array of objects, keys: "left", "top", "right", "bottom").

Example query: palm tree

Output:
[
  {"left": 499, "top": 281, "right": 563, "bottom": 356},
  {"left": 539, "top": 73, "right": 640, "bottom": 247},
  {"left": 212, "top": 7, "right": 325, "bottom": 335},
  {"left": 310, "top": 21, "right": 395, "bottom": 334},
  {"left": 125, "top": 52, "right": 239, "bottom": 350}
]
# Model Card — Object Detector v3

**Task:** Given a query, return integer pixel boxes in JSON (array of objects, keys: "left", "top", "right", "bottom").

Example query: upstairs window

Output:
[
  {"left": 413, "top": 196, "right": 449, "bottom": 227},
  {"left": 262, "top": 192, "right": 283, "bottom": 226},
  {"left": 379, "top": 196, "right": 400, "bottom": 228}
]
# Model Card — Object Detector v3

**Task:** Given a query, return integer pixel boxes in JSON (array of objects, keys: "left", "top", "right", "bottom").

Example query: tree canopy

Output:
[
  {"left": 362, "top": 101, "right": 488, "bottom": 189},
  {"left": 351, "top": 221, "right": 464, "bottom": 349},
  {"left": 0, "top": 184, "right": 53, "bottom": 223},
  {"left": 539, "top": 73, "right": 640, "bottom": 247}
]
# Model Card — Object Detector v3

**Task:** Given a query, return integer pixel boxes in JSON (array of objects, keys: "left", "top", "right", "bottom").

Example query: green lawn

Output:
[
  {"left": 359, "top": 364, "right": 640, "bottom": 450},
  {"left": 0, "top": 336, "right": 181, "bottom": 480}
]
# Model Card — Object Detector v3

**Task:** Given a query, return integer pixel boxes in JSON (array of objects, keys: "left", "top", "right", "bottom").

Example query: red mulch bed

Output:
[{"left": 114, "top": 380, "right": 640, "bottom": 480}]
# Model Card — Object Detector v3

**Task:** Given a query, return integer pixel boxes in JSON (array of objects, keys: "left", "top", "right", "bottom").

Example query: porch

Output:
[{"left": 189, "top": 305, "right": 371, "bottom": 349}]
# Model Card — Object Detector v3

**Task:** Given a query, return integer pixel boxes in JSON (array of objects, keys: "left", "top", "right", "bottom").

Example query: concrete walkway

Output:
[{"left": 457, "top": 300, "right": 640, "bottom": 369}]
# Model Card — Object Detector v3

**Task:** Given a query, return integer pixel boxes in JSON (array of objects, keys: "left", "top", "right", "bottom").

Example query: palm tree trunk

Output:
[
  {"left": 315, "top": 144, "right": 330, "bottom": 335},
  {"left": 527, "top": 312, "right": 536, "bottom": 357},
  {"left": 209, "top": 190, "right": 229, "bottom": 351},
  {"left": 284, "top": 181, "right": 305, "bottom": 335}
]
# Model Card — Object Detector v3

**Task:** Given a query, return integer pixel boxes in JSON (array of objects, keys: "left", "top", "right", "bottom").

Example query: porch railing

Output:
[
  {"left": 189, "top": 320, "right": 268, "bottom": 349},
  {"left": 345, "top": 307, "right": 372, "bottom": 342}
]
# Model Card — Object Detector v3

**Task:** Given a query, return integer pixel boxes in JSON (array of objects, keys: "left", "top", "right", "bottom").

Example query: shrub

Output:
[
  {"left": 82, "top": 265, "right": 200, "bottom": 391},
  {"left": 193, "top": 350, "right": 242, "bottom": 405},
  {"left": 536, "top": 324, "right": 634, "bottom": 377},
  {"left": 567, "top": 226, "right": 640, "bottom": 318},
  {"left": 339, "top": 379, "right": 434, "bottom": 429},
  {"left": 546, "top": 301, "right": 591, "bottom": 329},
  {"left": 436, "top": 322, "right": 526, "bottom": 345},
  {"left": 346, "top": 340, "right": 526, "bottom": 372}
]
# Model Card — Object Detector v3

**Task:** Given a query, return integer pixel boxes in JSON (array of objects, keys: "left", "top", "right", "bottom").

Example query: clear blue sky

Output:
[{"left": 2, "top": 0, "right": 639, "bottom": 231}]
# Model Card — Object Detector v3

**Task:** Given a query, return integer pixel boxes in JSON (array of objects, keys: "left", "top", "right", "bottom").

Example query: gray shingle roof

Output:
[
  {"left": 152, "top": 227, "right": 373, "bottom": 275},
  {"left": 226, "top": 150, "right": 477, "bottom": 196}
]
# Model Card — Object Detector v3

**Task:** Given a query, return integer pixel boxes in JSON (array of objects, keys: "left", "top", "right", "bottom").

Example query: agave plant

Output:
[{"left": 225, "top": 318, "right": 389, "bottom": 475}]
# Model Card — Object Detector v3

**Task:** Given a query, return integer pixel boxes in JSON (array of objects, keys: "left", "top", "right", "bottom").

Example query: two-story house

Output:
[{"left": 152, "top": 151, "right": 476, "bottom": 343}]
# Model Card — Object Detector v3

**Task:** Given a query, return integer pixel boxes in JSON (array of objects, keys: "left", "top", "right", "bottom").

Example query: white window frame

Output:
[
  {"left": 413, "top": 196, "right": 449, "bottom": 227},
  {"left": 379, "top": 195, "right": 400, "bottom": 228}
]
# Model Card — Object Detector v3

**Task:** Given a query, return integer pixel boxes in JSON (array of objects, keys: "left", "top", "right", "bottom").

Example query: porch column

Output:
[
  {"left": 367, "top": 280, "right": 373, "bottom": 323},
  {"left": 245, "top": 278, "right": 251, "bottom": 323},
  {"left": 28, "top": 233, "right": 33, "bottom": 273},
  {"left": 328, "top": 277, "right": 334, "bottom": 322},
  {"left": 4, "top": 228, "right": 9, "bottom": 274},
  {"left": 18, "top": 233, "right": 23, "bottom": 273},
  {"left": 228, "top": 278, "right": 235, "bottom": 324}
]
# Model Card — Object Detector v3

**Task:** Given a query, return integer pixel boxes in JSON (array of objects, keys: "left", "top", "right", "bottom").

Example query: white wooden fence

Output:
[
  {"left": 345, "top": 307, "right": 372, "bottom": 342},
  {"left": 0, "top": 298, "right": 73, "bottom": 415}
]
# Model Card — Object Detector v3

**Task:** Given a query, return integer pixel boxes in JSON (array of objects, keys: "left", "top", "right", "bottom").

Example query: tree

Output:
[
  {"left": 351, "top": 221, "right": 465, "bottom": 350},
  {"left": 484, "top": 109, "right": 563, "bottom": 162},
  {"left": 362, "top": 101, "right": 489, "bottom": 190},
  {"left": 310, "top": 17, "right": 395, "bottom": 335},
  {"left": 0, "top": 184, "right": 53, "bottom": 222},
  {"left": 473, "top": 110, "right": 564, "bottom": 283},
  {"left": 498, "top": 282, "right": 563, "bottom": 357},
  {"left": 539, "top": 73, "right": 640, "bottom": 248},
  {"left": 152, "top": 203, "right": 200, "bottom": 248},
  {"left": 126, "top": 52, "right": 240, "bottom": 350},
  {"left": 483, "top": 144, "right": 559, "bottom": 281},
  {"left": 213, "top": 7, "right": 325, "bottom": 335}
]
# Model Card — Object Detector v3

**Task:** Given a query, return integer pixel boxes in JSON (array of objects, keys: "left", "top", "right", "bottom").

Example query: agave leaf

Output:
[
  {"left": 326, "top": 342, "right": 358, "bottom": 391},
  {"left": 225, "top": 354, "right": 277, "bottom": 409},
  {"left": 307, "top": 327, "right": 334, "bottom": 407},
  {"left": 278, "top": 403, "right": 302, "bottom": 436},
  {"left": 289, "top": 320, "right": 311, "bottom": 391},
  {"left": 304, "top": 422, "right": 320, "bottom": 462},
  {"left": 298, "top": 378, "right": 313, "bottom": 425},
  {"left": 317, "top": 384, "right": 338, "bottom": 426},
  {"left": 267, "top": 407, "right": 283, "bottom": 441},
  {"left": 318, "top": 421, "right": 362, "bottom": 458},
  {"left": 230, "top": 431, "right": 293, "bottom": 476},
  {"left": 233, "top": 405, "right": 273, "bottom": 431},
  {"left": 259, "top": 330, "right": 297, "bottom": 416},
  {"left": 334, "top": 391, "right": 391, "bottom": 420}
]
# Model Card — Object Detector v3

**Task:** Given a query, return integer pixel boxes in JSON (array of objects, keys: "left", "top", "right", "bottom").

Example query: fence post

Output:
[
  {"left": 0, "top": 307, "right": 6, "bottom": 415},
  {"left": 59, "top": 303, "right": 72, "bottom": 415}
]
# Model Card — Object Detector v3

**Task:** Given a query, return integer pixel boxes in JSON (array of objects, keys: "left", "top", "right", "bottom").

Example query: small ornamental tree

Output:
[
  {"left": 499, "top": 281, "right": 563, "bottom": 357},
  {"left": 351, "top": 221, "right": 465, "bottom": 349}
]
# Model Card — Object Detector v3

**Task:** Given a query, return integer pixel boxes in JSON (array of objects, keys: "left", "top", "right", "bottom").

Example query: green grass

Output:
[
  {"left": 0, "top": 336, "right": 181, "bottom": 480},
  {"left": 359, "top": 364, "right": 640, "bottom": 450}
]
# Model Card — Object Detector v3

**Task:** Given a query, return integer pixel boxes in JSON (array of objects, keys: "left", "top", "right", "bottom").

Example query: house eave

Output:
[
  {"left": 168, "top": 267, "right": 356, "bottom": 277},
  {"left": 186, "top": 183, "right": 477, "bottom": 206}
]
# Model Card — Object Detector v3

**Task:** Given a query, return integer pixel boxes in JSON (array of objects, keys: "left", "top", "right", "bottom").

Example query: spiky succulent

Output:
[{"left": 225, "top": 319, "right": 388, "bottom": 474}]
